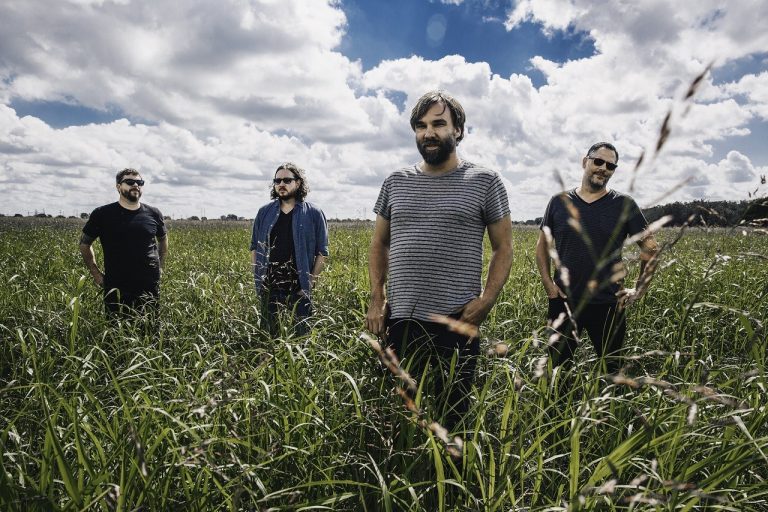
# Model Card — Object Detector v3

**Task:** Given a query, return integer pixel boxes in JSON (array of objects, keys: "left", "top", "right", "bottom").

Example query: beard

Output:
[
  {"left": 120, "top": 188, "right": 141, "bottom": 203},
  {"left": 587, "top": 172, "right": 610, "bottom": 191},
  {"left": 417, "top": 135, "right": 456, "bottom": 165},
  {"left": 276, "top": 188, "right": 297, "bottom": 202}
]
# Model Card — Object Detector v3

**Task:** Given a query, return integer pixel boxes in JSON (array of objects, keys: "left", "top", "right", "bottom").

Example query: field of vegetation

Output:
[{"left": 1, "top": 216, "right": 766, "bottom": 511}]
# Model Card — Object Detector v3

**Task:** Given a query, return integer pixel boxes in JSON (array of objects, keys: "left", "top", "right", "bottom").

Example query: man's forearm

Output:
[
  {"left": 368, "top": 242, "right": 389, "bottom": 302},
  {"left": 481, "top": 244, "right": 513, "bottom": 304},
  {"left": 310, "top": 254, "right": 327, "bottom": 287},
  {"left": 79, "top": 244, "right": 99, "bottom": 273},
  {"left": 535, "top": 231, "right": 555, "bottom": 285},
  {"left": 158, "top": 236, "right": 168, "bottom": 269}
]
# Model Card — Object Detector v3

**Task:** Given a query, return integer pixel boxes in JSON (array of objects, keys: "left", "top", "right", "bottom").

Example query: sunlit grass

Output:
[{"left": 1, "top": 217, "right": 766, "bottom": 510}]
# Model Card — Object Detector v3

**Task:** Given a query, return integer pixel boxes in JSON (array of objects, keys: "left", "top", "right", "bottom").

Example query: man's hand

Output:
[
  {"left": 616, "top": 287, "right": 639, "bottom": 309},
  {"left": 459, "top": 296, "right": 493, "bottom": 326},
  {"left": 544, "top": 280, "right": 566, "bottom": 299},
  {"left": 91, "top": 271, "right": 104, "bottom": 287},
  {"left": 366, "top": 298, "right": 387, "bottom": 336}
]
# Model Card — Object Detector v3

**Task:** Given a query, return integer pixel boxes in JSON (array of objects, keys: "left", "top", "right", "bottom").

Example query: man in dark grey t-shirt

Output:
[
  {"left": 366, "top": 91, "right": 514, "bottom": 429},
  {"left": 535, "top": 142, "right": 659, "bottom": 373}
]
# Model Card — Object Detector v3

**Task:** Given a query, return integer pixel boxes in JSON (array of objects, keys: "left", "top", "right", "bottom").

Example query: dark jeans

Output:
[
  {"left": 386, "top": 315, "right": 479, "bottom": 431},
  {"left": 547, "top": 298, "right": 626, "bottom": 373},
  {"left": 262, "top": 287, "right": 312, "bottom": 336}
]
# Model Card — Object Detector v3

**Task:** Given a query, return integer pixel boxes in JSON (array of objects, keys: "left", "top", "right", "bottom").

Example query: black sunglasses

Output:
[
  {"left": 120, "top": 178, "right": 145, "bottom": 186},
  {"left": 273, "top": 177, "right": 298, "bottom": 185},
  {"left": 587, "top": 157, "right": 618, "bottom": 171}
]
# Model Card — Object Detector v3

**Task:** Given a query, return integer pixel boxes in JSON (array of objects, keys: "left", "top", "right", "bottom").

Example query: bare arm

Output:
[
  {"left": 535, "top": 230, "right": 566, "bottom": 299},
  {"left": 310, "top": 254, "right": 327, "bottom": 289},
  {"left": 460, "top": 215, "right": 514, "bottom": 326},
  {"left": 617, "top": 234, "right": 660, "bottom": 308},
  {"left": 365, "top": 215, "right": 390, "bottom": 335},
  {"left": 78, "top": 233, "right": 104, "bottom": 287},
  {"left": 158, "top": 235, "right": 169, "bottom": 270},
  {"left": 636, "top": 235, "right": 659, "bottom": 283}
]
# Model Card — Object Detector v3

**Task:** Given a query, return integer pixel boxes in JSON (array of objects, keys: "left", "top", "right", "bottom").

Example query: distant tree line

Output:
[
  {"left": 5, "top": 197, "right": 767, "bottom": 227},
  {"left": 643, "top": 197, "right": 768, "bottom": 227}
]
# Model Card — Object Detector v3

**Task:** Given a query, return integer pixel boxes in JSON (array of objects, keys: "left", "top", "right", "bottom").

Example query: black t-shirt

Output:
[
  {"left": 541, "top": 189, "right": 647, "bottom": 304},
  {"left": 83, "top": 202, "right": 166, "bottom": 290},
  {"left": 267, "top": 209, "right": 298, "bottom": 291}
]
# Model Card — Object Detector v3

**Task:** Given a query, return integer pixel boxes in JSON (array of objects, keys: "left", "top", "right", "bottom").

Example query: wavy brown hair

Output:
[{"left": 270, "top": 162, "right": 309, "bottom": 201}]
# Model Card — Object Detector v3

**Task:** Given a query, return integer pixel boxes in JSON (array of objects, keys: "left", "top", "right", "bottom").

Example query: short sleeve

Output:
[
  {"left": 82, "top": 208, "right": 101, "bottom": 239},
  {"left": 154, "top": 208, "right": 167, "bottom": 238},
  {"left": 624, "top": 197, "right": 647, "bottom": 237},
  {"left": 373, "top": 175, "right": 393, "bottom": 220},
  {"left": 540, "top": 196, "right": 556, "bottom": 231},
  {"left": 482, "top": 173, "right": 511, "bottom": 225}
]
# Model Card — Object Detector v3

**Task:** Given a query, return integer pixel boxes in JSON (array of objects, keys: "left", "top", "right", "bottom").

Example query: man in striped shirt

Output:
[{"left": 366, "top": 91, "right": 514, "bottom": 429}]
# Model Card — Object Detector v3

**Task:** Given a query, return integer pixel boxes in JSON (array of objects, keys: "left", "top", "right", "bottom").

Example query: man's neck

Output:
[
  {"left": 420, "top": 153, "right": 461, "bottom": 176},
  {"left": 118, "top": 198, "right": 141, "bottom": 210},
  {"left": 576, "top": 184, "right": 609, "bottom": 203},
  {"left": 279, "top": 198, "right": 296, "bottom": 213}
]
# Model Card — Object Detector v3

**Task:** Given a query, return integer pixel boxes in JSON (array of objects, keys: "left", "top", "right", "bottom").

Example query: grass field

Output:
[{"left": 1, "top": 217, "right": 766, "bottom": 511}]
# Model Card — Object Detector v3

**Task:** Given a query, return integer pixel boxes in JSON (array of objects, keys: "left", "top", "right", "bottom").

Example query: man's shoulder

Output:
[
  {"left": 256, "top": 200, "right": 279, "bottom": 215},
  {"left": 546, "top": 189, "right": 577, "bottom": 204},
  {"left": 90, "top": 202, "right": 119, "bottom": 216},
  {"left": 140, "top": 203, "right": 164, "bottom": 217},
  {"left": 300, "top": 200, "right": 325, "bottom": 213},
  {"left": 459, "top": 161, "right": 499, "bottom": 178},
  {"left": 386, "top": 165, "right": 419, "bottom": 179},
  {"left": 606, "top": 189, "right": 636, "bottom": 202}
]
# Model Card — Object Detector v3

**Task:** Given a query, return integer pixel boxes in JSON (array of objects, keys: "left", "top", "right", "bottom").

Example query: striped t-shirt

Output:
[{"left": 373, "top": 161, "right": 510, "bottom": 321}]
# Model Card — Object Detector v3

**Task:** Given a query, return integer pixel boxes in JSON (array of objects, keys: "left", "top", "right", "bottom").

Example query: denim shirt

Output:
[{"left": 250, "top": 200, "right": 329, "bottom": 298}]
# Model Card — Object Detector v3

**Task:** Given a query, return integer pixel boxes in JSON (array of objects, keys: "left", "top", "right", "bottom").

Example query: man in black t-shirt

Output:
[
  {"left": 535, "top": 142, "right": 659, "bottom": 373},
  {"left": 80, "top": 168, "right": 168, "bottom": 317}
]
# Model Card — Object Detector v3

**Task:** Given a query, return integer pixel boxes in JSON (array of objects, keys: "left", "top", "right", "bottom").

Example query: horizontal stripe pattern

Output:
[{"left": 374, "top": 161, "right": 510, "bottom": 321}]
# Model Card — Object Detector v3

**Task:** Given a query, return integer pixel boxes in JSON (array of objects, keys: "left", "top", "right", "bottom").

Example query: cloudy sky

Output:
[{"left": 1, "top": 0, "right": 766, "bottom": 220}]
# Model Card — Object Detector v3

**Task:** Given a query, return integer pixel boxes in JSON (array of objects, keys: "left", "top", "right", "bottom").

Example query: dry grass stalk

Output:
[
  {"left": 362, "top": 333, "right": 463, "bottom": 462},
  {"left": 429, "top": 314, "right": 479, "bottom": 338}
]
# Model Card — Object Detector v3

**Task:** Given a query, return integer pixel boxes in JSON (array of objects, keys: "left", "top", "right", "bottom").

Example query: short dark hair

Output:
[
  {"left": 270, "top": 162, "right": 309, "bottom": 201},
  {"left": 409, "top": 90, "right": 466, "bottom": 143},
  {"left": 586, "top": 142, "right": 619, "bottom": 163},
  {"left": 116, "top": 168, "right": 141, "bottom": 184}
]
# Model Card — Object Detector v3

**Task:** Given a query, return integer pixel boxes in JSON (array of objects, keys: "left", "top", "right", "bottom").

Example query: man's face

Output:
[
  {"left": 582, "top": 147, "right": 618, "bottom": 191},
  {"left": 117, "top": 174, "right": 143, "bottom": 203},
  {"left": 414, "top": 102, "right": 461, "bottom": 166},
  {"left": 273, "top": 168, "right": 300, "bottom": 201}
]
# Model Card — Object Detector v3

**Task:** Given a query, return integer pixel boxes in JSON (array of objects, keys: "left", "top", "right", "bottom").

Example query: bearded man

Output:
[
  {"left": 250, "top": 163, "right": 329, "bottom": 335},
  {"left": 79, "top": 168, "right": 168, "bottom": 317},
  {"left": 366, "top": 91, "right": 513, "bottom": 429},
  {"left": 536, "top": 142, "right": 659, "bottom": 373}
]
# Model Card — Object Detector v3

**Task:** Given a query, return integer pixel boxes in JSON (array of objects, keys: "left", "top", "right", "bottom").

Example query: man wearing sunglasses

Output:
[
  {"left": 79, "top": 168, "right": 168, "bottom": 317},
  {"left": 536, "top": 142, "right": 659, "bottom": 374},
  {"left": 250, "top": 163, "right": 329, "bottom": 336}
]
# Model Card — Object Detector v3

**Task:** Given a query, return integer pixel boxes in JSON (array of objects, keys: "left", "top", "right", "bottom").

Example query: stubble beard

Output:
[{"left": 587, "top": 172, "right": 610, "bottom": 192}]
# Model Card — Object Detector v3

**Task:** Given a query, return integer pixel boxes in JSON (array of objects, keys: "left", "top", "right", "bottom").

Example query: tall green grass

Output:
[{"left": 1, "top": 217, "right": 766, "bottom": 510}]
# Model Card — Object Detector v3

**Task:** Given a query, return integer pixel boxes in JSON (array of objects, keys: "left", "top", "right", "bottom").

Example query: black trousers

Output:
[
  {"left": 546, "top": 298, "right": 626, "bottom": 373},
  {"left": 386, "top": 315, "right": 479, "bottom": 430},
  {"left": 104, "top": 286, "right": 159, "bottom": 319}
]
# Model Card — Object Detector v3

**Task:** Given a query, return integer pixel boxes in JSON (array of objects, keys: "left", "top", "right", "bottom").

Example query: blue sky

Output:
[
  {"left": 1, "top": 0, "right": 767, "bottom": 219},
  {"left": 340, "top": 0, "right": 595, "bottom": 85}
]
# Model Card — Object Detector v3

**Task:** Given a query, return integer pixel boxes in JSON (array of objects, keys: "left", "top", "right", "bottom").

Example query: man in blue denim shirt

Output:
[{"left": 250, "top": 163, "right": 329, "bottom": 335}]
